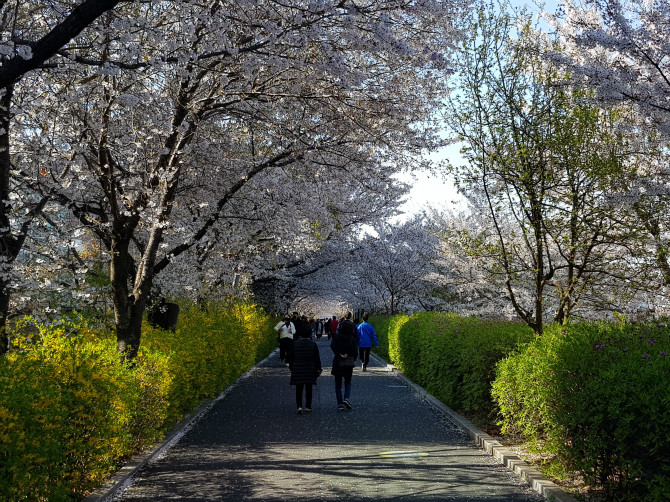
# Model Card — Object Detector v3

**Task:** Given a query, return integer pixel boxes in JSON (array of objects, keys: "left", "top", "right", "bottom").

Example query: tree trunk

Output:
[
  {"left": 115, "top": 297, "right": 147, "bottom": 362},
  {"left": 634, "top": 204, "right": 670, "bottom": 286},
  {"left": 0, "top": 84, "right": 51, "bottom": 354},
  {"left": 0, "top": 86, "right": 12, "bottom": 354},
  {"left": 0, "top": 279, "right": 9, "bottom": 354},
  {"left": 110, "top": 212, "right": 168, "bottom": 360},
  {"left": 531, "top": 203, "right": 545, "bottom": 336},
  {"left": 110, "top": 233, "right": 145, "bottom": 360}
]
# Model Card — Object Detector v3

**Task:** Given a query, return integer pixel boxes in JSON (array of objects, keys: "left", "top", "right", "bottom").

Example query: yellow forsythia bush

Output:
[
  {"left": 0, "top": 316, "right": 152, "bottom": 501},
  {"left": 0, "top": 301, "right": 275, "bottom": 501},
  {"left": 141, "top": 301, "right": 276, "bottom": 422}
]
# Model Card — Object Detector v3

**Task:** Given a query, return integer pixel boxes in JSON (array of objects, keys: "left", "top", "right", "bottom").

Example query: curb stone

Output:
[
  {"left": 84, "top": 349, "right": 280, "bottom": 502},
  {"left": 371, "top": 353, "right": 579, "bottom": 502}
]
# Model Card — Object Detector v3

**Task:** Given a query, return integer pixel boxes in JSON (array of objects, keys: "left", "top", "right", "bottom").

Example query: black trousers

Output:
[
  {"left": 279, "top": 337, "right": 293, "bottom": 361},
  {"left": 359, "top": 347, "right": 371, "bottom": 367},
  {"left": 296, "top": 383, "right": 313, "bottom": 408}
]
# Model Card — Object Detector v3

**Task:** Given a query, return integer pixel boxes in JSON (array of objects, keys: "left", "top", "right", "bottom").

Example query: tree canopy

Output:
[{"left": 2, "top": 0, "right": 670, "bottom": 352}]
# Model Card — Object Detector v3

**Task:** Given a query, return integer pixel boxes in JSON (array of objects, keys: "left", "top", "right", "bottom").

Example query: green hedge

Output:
[
  {"left": 373, "top": 312, "right": 533, "bottom": 422},
  {"left": 370, "top": 314, "right": 409, "bottom": 363},
  {"left": 370, "top": 313, "right": 670, "bottom": 499},
  {"left": 493, "top": 321, "right": 670, "bottom": 501},
  {"left": 0, "top": 302, "right": 275, "bottom": 501}
]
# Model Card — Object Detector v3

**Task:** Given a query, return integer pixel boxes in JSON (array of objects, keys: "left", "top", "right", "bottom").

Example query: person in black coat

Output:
[
  {"left": 330, "top": 311, "right": 358, "bottom": 411},
  {"left": 288, "top": 327, "right": 322, "bottom": 414}
]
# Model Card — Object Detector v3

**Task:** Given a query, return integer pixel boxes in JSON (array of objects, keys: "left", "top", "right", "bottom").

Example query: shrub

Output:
[
  {"left": 369, "top": 315, "right": 391, "bottom": 360},
  {"left": 386, "top": 312, "right": 533, "bottom": 423},
  {"left": 369, "top": 314, "right": 409, "bottom": 364},
  {"left": 0, "top": 302, "right": 275, "bottom": 501},
  {"left": 387, "top": 314, "right": 411, "bottom": 370},
  {"left": 492, "top": 321, "right": 670, "bottom": 501},
  {"left": 141, "top": 301, "right": 276, "bottom": 422},
  {"left": 0, "top": 315, "right": 151, "bottom": 500}
]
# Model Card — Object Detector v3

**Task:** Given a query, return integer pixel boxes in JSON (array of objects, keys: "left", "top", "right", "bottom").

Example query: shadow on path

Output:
[{"left": 113, "top": 339, "right": 543, "bottom": 501}]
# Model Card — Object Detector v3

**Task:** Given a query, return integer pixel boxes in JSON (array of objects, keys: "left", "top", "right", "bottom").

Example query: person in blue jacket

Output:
[{"left": 356, "top": 313, "right": 378, "bottom": 372}]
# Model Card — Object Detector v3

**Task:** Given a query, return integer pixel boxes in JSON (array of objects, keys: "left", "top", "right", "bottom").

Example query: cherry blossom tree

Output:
[
  {"left": 159, "top": 154, "right": 410, "bottom": 313},
  {"left": 546, "top": 0, "right": 670, "bottom": 134},
  {"left": 344, "top": 215, "right": 441, "bottom": 315},
  {"left": 547, "top": 0, "right": 670, "bottom": 292},
  {"left": 428, "top": 207, "right": 514, "bottom": 317},
  {"left": 0, "top": 0, "right": 124, "bottom": 353},
  {"left": 17, "top": 1, "right": 467, "bottom": 358}
]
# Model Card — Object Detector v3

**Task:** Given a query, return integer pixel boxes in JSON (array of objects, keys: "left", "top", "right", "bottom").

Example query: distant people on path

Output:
[
  {"left": 290, "top": 312, "right": 301, "bottom": 338},
  {"left": 274, "top": 316, "right": 295, "bottom": 366},
  {"left": 288, "top": 326, "right": 322, "bottom": 414},
  {"left": 296, "top": 315, "right": 312, "bottom": 340},
  {"left": 357, "top": 313, "right": 379, "bottom": 372},
  {"left": 315, "top": 318, "right": 324, "bottom": 340},
  {"left": 330, "top": 312, "right": 358, "bottom": 411},
  {"left": 328, "top": 315, "right": 339, "bottom": 340}
]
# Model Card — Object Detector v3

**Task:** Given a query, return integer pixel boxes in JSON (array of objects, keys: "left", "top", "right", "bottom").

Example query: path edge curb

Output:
[
  {"left": 83, "top": 348, "right": 279, "bottom": 502},
  {"left": 373, "top": 354, "right": 579, "bottom": 502}
]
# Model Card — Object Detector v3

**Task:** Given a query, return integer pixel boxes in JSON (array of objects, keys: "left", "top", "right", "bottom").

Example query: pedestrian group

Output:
[{"left": 274, "top": 311, "right": 378, "bottom": 414}]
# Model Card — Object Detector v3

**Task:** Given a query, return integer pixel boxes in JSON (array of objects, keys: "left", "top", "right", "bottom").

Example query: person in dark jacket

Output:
[
  {"left": 288, "top": 327, "right": 322, "bottom": 414},
  {"left": 290, "top": 312, "right": 301, "bottom": 339},
  {"left": 330, "top": 312, "right": 358, "bottom": 411}
]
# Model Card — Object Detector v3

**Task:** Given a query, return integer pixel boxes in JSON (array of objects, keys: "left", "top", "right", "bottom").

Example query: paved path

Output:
[{"left": 111, "top": 339, "right": 543, "bottom": 501}]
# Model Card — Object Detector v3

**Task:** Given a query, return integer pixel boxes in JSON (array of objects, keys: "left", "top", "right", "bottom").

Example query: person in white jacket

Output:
[{"left": 274, "top": 315, "right": 295, "bottom": 366}]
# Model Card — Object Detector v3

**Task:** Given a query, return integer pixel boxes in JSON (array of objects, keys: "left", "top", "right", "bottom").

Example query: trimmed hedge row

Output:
[
  {"left": 493, "top": 321, "right": 670, "bottom": 501},
  {"left": 372, "top": 312, "right": 670, "bottom": 501},
  {"left": 373, "top": 312, "right": 533, "bottom": 422},
  {"left": 0, "top": 302, "right": 275, "bottom": 501}
]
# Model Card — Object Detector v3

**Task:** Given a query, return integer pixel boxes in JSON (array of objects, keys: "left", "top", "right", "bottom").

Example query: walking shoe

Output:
[
  {"left": 343, "top": 399, "right": 352, "bottom": 410},
  {"left": 337, "top": 404, "right": 345, "bottom": 411},
  {"left": 305, "top": 408, "right": 313, "bottom": 413},
  {"left": 362, "top": 365, "right": 367, "bottom": 372},
  {"left": 297, "top": 407, "right": 303, "bottom": 414}
]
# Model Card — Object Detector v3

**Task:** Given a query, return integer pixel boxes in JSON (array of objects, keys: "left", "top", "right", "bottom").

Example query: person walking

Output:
[
  {"left": 357, "top": 313, "right": 379, "bottom": 372},
  {"left": 330, "top": 312, "right": 358, "bottom": 411},
  {"left": 328, "top": 315, "right": 339, "bottom": 340},
  {"left": 324, "top": 317, "right": 331, "bottom": 339},
  {"left": 290, "top": 312, "right": 301, "bottom": 339},
  {"left": 274, "top": 315, "right": 295, "bottom": 366},
  {"left": 288, "top": 327, "right": 322, "bottom": 414},
  {"left": 296, "top": 315, "right": 312, "bottom": 340},
  {"left": 315, "top": 318, "right": 324, "bottom": 340}
]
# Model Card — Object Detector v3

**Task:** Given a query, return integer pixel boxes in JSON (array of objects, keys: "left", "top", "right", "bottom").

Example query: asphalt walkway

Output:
[{"left": 108, "top": 339, "right": 545, "bottom": 501}]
